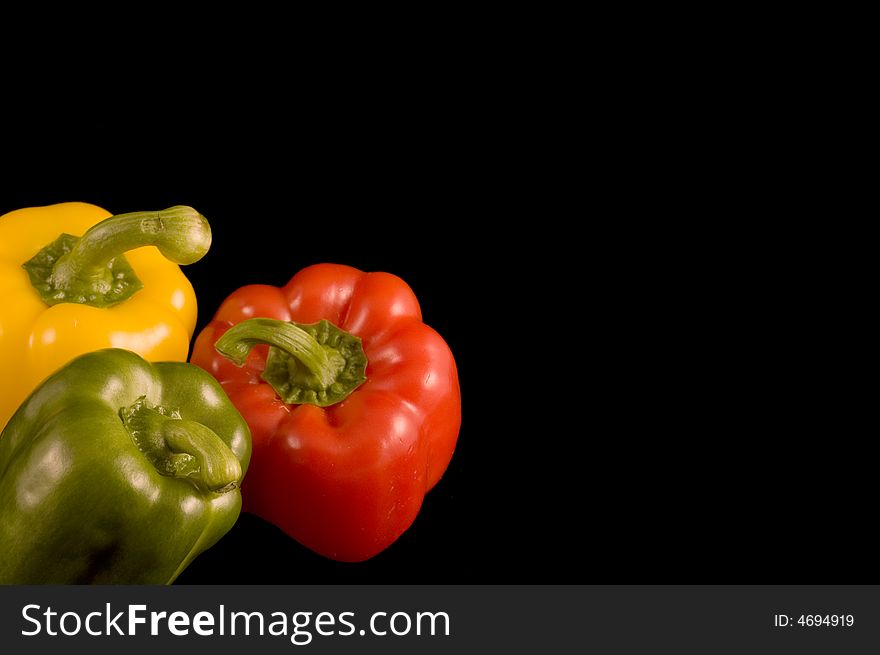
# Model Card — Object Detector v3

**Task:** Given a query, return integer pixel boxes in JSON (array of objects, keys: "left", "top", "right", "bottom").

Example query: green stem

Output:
[
  {"left": 217, "top": 318, "right": 341, "bottom": 385},
  {"left": 23, "top": 206, "right": 211, "bottom": 308},
  {"left": 215, "top": 318, "right": 368, "bottom": 407},
  {"left": 120, "top": 396, "right": 240, "bottom": 493},
  {"left": 162, "top": 420, "right": 242, "bottom": 493}
]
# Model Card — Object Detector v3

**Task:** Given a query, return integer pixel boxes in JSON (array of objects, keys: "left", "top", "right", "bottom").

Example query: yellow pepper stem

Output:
[{"left": 22, "top": 206, "right": 211, "bottom": 308}]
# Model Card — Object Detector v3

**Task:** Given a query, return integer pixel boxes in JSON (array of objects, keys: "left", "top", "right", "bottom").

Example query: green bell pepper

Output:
[{"left": 0, "top": 348, "right": 251, "bottom": 584}]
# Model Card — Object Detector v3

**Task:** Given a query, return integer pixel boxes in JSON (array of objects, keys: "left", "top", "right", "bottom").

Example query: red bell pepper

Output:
[{"left": 190, "top": 263, "right": 461, "bottom": 562}]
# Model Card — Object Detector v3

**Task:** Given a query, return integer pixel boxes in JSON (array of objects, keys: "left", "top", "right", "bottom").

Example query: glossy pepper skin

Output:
[
  {"left": 0, "top": 348, "right": 251, "bottom": 584},
  {"left": 0, "top": 202, "right": 210, "bottom": 431},
  {"left": 191, "top": 263, "right": 461, "bottom": 562}
]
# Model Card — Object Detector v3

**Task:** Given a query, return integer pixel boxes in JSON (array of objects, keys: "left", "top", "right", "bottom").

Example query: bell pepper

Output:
[
  {"left": 0, "top": 348, "right": 251, "bottom": 584},
  {"left": 0, "top": 202, "right": 211, "bottom": 430},
  {"left": 190, "top": 263, "right": 461, "bottom": 562}
]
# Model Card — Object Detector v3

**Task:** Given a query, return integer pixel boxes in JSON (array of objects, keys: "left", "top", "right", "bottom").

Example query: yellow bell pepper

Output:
[{"left": 0, "top": 202, "right": 211, "bottom": 430}]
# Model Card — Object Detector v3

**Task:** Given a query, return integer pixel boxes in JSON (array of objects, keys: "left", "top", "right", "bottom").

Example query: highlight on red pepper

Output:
[{"left": 190, "top": 263, "right": 461, "bottom": 562}]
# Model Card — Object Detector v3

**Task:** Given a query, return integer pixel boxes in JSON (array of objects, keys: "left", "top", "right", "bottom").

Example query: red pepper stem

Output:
[
  {"left": 217, "top": 318, "right": 340, "bottom": 384},
  {"left": 214, "top": 318, "right": 368, "bottom": 407}
]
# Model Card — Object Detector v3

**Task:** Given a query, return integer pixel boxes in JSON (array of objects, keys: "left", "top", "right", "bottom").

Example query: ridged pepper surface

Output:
[{"left": 191, "top": 263, "right": 461, "bottom": 562}]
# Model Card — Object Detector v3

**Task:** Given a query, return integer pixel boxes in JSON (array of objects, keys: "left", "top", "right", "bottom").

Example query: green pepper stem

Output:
[
  {"left": 163, "top": 420, "right": 242, "bottom": 493},
  {"left": 49, "top": 206, "right": 211, "bottom": 287},
  {"left": 120, "top": 396, "right": 240, "bottom": 493},
  {"left": 215, "top": 318, "right": 368, "bottom": 407}
]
